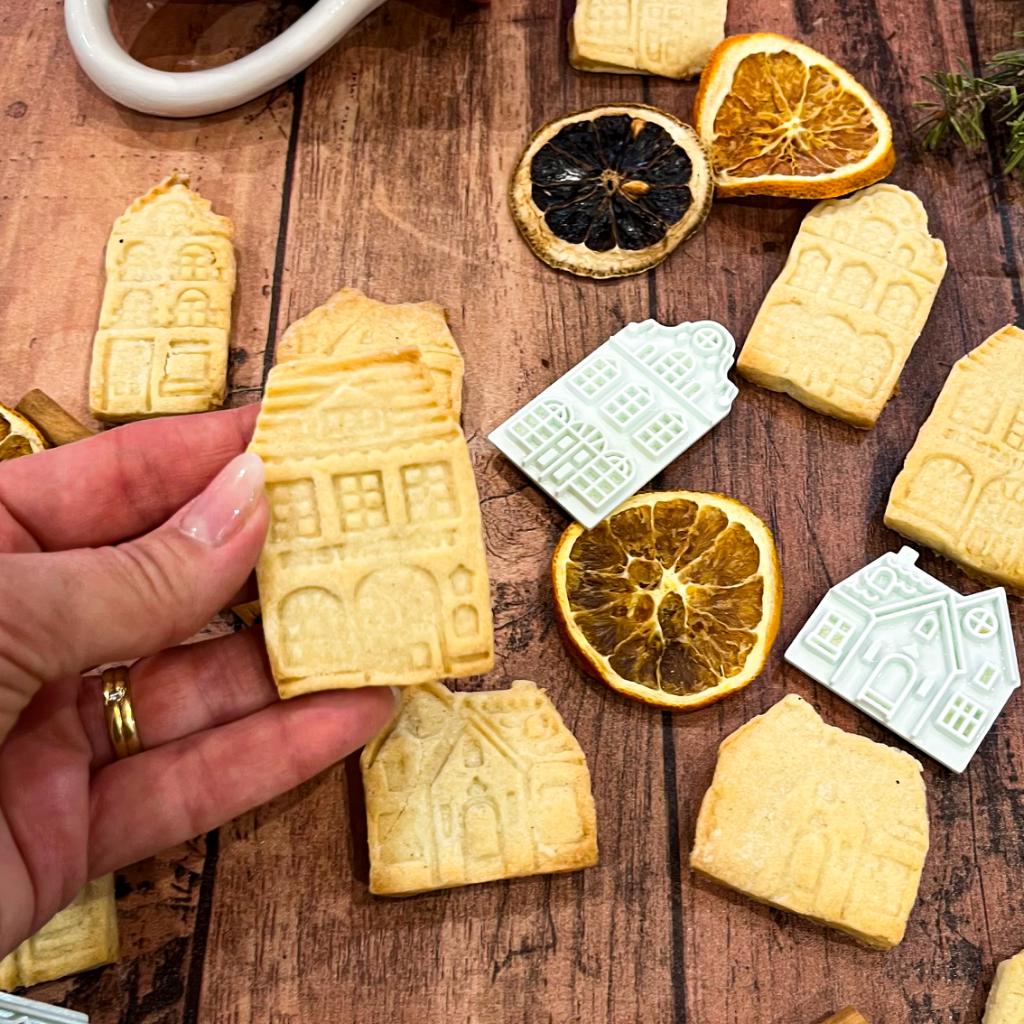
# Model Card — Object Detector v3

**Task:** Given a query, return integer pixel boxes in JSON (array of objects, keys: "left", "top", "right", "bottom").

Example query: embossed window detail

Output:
[
  {"left": 450, "top": 565, "right": 473, "bottom": 596},
  {"left": 935, "top": 693, "right": 986, "bottom": 743},
  {"left": 787, "top": 246, "right": 829, "bottom": 292},
  {"left": 509, "top": 400, "right": 570, "bottom": 454},
  {"left": 570, "top": 357, "right": 618, "bottom": 398},
  {"left": 807, "top": 611, "right": 854, "bottom": 661},
  {"left": 601, "top": 383, "right": 653, "bottom": 429},
  {"left": 454, "top": 603, "right": 479, "bottom": 638},
  {"left": 175, "top": 288, "right": 210, "bottom": 326},
  {"left": 402, "top": 462, "right": 457, "bottom": 522},
  {"left": 1006, "top": 408, "right": 1024, "bottom": 450},
  {"left": 913, "top": 612, "right": 939, "bottom": 641},
  {"left": 649, "top": 350, "right": 695, "bottom": 389},
  {"left": 160, "top": 344, "right": 211, "bottom": 397},
  {"left": 570, "top": 454, "right": 631, "bottom": 510},
  {"left": 963, "top": 606, "right": 998, "bottom": 639},
  {"left": 972, "top": 661, "right": 1001, "bottom": 692},
  {"left": 118, "top": 242, "right": 159, "bottom": 281},
  {"left": 832, "top": 263, "right": 876, "bottom": 308},
  {"left": 174, "top": 243, "right": 218, "bottom": 281},
  {"left": 115, "top": 288, "right": 156, "bottom": 327},
  {"left": 269, "top": 479, "right": 320, "bottom": 542},
  {"left": 634, "top": 411, "right": 686, "bottom": 458},
  {"left": 334, "top": 472, "right": 388, "bottom": 532},
  {"left": 877, "top": 281, "right": 918, "bottom": 324}
]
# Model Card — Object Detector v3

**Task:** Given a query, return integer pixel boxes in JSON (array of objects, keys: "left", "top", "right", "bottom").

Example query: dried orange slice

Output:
[
  {"left": 552, "top": 491, "right": 781, "bottom": 710},
  {"left": 510, "top": 104, "right": 713, "bottom": 278},
  {"left": 693, "top": 33, "right": 894, "bottom": 198},
  {"left": 0, "top": 402, "right": 46, "bottom": 461}
]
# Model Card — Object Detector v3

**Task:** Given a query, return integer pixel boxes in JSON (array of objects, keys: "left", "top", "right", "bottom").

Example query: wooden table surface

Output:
[{"left": 3, "top": 0, "right": 1023, "bottom": 1021}]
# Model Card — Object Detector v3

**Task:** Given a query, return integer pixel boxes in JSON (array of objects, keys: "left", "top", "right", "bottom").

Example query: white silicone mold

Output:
[{"left": 488, "top": 320, "right": 738, "bottom": 528}]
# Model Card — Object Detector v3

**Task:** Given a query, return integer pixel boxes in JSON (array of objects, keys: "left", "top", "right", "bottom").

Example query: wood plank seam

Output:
[
  {"left": 259, "top": 71, "right": 308, "bottom": 388},
  {"left": 959, "top": 0, "right": 1024, "bottom": 320}
]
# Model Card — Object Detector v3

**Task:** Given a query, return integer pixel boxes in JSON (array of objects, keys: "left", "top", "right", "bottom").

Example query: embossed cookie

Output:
[
  {"left": 690, "top": 694, "right": 929, "bottom": 949},
  {"left": 737, "top": 184, "right": 947, "bottom": 428},
  {"left": 89, "top": 174, "right": 235, "bottom": 422},
  {"left": 825, "top": 1011, "right": 869, "bottom": 1024},
  {"left": 361, "top": 680, "right": 599, "bottom": 895},
  {"left": 569, "top": 0, "right": 727, "bottom": 79},
  {"left": 983, "top": 948, "right": 1024, "bottom": 1024},
  {"left": 248, "top": 349, "right": 493, "bottom": 697},
  {"left": 276, "top": 288, "right": 464, "bottom": 415},
  {"left": 0, "top": 876, "right": 118, "bottom": 989},
  {"left": 886, "top": 324, "right": 1024, "bottom": 593}
]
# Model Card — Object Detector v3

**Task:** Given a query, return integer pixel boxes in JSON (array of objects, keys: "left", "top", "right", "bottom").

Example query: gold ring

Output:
[{"left": 101, "top": 666, "right": 142, "bottom": 758}]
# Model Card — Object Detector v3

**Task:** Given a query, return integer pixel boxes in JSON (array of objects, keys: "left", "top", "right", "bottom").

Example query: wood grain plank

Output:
[
  {"left": 644, "top": 1, "right": 1024, "bottom": 1022},
  {"left": 200, "top": 1, "right": 679, "bottom": 1021},
  {"left": 0, "top": 2, "right": 297, "bottom": 1019},
  {"left": 0, "top": 0, "right": 300, "bottom": 424}
]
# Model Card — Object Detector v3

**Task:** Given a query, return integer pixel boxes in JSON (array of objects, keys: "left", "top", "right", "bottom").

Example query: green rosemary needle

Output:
[{"left": 916, "top": 33, "right": 1024, "bottom": 175}]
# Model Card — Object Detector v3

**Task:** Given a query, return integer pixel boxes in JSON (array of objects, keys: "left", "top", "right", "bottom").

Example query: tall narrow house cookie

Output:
[
  {"left": 737, "top": 184, "right": 947, "bottom": 428},
  {"left": 569, "top": 0, "right": 727, "bottom": 79},
  {"left": 248, "top": 350, "right": 493, "bottom": 697},
  {"left": 691, "top": 695, "right": 929, "bottom": 949},
  {"left": 0, "top": 876, "right": 118, "bottom": 989},
  {"left": 361, "top": 681, "right": 598, "bottom": 895},
  {"left": 886, "top": 325, "right": 1024, "bottom": 592},
  {"left": 89, "top": 174, "right": 235, "bottom": 422},
  {"left": 983, "top": 948, "right": 1024, "bottom": 1023},
  {"left": 276, "top": 288, "right": 464, "bottom": 415}
]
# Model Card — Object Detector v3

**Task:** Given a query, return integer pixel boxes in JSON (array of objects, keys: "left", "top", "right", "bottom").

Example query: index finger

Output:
[{"left": 0, "top": 404, "right": 259, "bottom": 550}]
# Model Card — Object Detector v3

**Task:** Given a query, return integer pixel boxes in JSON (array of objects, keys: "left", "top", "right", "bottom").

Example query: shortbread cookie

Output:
[
  {"left": 89, "top": 174, "right": 235, "bottom": 422},
  {"left": 249, "top": 350, "right": 493, "bottom": 697},
  {"left": 691, "top": 694, "right": 929, "bottom": 949},
  {"left": 0, "top": 876, "right": 118, "bottom": 990},
  {"left": 361, "top": 680, "right": 598, "bottom": 895},
  {"left": 737, "top": 184, "right": 947, "bottom": 428},
  {"left": 983, "top": 948, "right": 1024, "bottom": 1023},
  {"left": 276, "top": 288, "right": 464, "bottom": 415},
  {"left": 886, "top": 324, "right": 1024, "bottom": 593},
  {"left": 569, "top": 0, "right": 726, "bottom": 79},
  {"left": 825, "top": 1011, "right": 869, "bottom": 1024}
]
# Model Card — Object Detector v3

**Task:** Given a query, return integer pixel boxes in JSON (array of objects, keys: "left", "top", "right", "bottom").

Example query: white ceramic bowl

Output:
[{"left": 64, "top": 0, "right": 386, "bottom": 118}]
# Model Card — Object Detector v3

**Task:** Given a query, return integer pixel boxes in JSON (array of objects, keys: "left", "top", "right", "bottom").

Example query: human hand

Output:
[{"left": 0, "top": 405, "right": 397, "bottom": 957}]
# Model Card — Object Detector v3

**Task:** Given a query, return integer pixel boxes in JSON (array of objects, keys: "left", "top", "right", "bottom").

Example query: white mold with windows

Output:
[
  {"left": 786, "top": 546, "right": 1020, "bottom": 772},
  {"left": 488, "top": 320, "right": 738, "bottom": 528}
]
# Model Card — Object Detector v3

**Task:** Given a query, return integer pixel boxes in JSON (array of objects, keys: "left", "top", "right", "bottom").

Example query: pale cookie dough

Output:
[
  {"left": 89, "top": 174, "right": 235, "bottom": 422},
  {"left": 690, "top": 694, "right": 929, "bottom": 949},
  {"left": 0, "top": 876, "right": 118, "bottom": 990},
  {"left": 737, "top": 184, "right": 947, "bottom": 428},
  {"left": 983, "top": 948, "right": 1024, "bottom": 1023},
  {"left": 886, "top": 324, "right": 1024, "bottom": 593},
  {"left": 249, "top": 349, "right": 493, "bottom": 697},
  {"left": 569, "top": 0, "right": 726, "bottom": 79},
  {"left": 276, "top": 288, "right": 464, "bottom": 415},
  {"left": 361, "top": 680, "right": 599, "bottom": 895}
]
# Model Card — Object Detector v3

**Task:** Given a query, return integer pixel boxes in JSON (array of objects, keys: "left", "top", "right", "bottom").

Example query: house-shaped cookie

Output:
[
  {"left": 361, "top": 681, "right": 598, "bottom": 895},
  {"left": 786, "top": 547, "right": 1020, "bottom": 772},
  {"left": 249, "top": 350, "right": 493, "bottom": 696},
  {"left": 89, "top": 174, "right": 235, "bottom": 421}
]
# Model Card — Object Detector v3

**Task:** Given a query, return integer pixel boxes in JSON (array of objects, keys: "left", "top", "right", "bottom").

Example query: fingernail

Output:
[{"left": 179, "top": 453, "right": 265, "bottom": 546}]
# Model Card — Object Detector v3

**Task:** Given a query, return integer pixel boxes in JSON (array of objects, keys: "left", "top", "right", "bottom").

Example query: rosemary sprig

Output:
[{"left": 916, "top": 33, "right": 1024, "bottom": 175}]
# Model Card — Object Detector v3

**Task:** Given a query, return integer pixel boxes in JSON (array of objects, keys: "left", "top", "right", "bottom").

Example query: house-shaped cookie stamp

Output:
[
  {"left": 786, "top": 547, "right": 1020, "bottom": 772},
  {"left": 488, "top": 320, "right": 738, "bottom": 528}
]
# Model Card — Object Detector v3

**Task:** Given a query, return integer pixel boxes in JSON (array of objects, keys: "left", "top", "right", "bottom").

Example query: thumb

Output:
[{"left": 0, "top": 453, "right": 268, "bottom": 735}]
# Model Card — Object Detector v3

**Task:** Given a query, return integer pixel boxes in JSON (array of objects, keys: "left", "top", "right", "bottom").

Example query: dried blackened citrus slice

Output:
[
  {"left": 552, "top": 491, "right": 781, "bottom": 710},
  {"left": 510, "top": 104, "right": 713, "bottom": 278}
]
